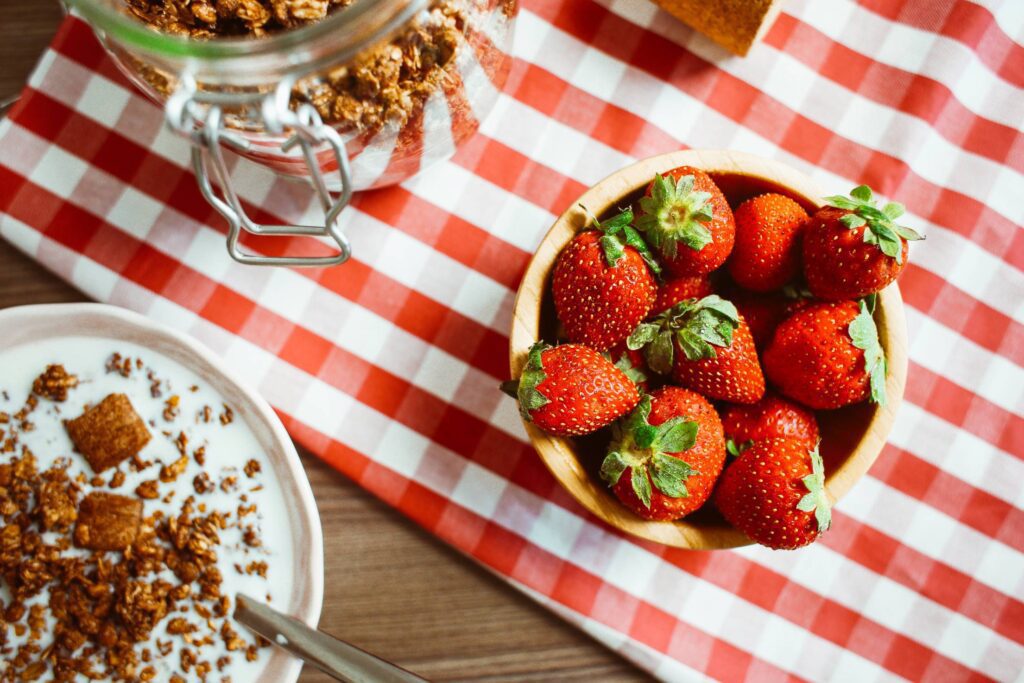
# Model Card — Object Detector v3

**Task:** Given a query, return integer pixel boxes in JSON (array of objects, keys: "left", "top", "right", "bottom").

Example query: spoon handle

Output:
[{"left": 234, "top": 594, "right": 428, "bottom": 683}]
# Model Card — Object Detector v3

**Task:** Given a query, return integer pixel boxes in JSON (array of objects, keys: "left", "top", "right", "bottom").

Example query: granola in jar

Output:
[{"left": 106, "top": 0, "right": 518, "bottom": 190}]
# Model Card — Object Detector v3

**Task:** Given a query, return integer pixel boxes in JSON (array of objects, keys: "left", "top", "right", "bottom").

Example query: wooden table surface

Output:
[{"left": 0, "top": 1, "right": 650, "bottom": 681}]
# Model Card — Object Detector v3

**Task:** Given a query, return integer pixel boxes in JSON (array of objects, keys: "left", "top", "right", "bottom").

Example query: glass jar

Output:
[{"left": 65, "top": 0, "right": 518, "bottom": 265}]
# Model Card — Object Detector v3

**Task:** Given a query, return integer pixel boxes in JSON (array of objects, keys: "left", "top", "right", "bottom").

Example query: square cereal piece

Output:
[
  {"left": 74, "top": 492, "right": 143, "bottom": 551},
  {"left": 65, "top": 393, "right": 152, "bottom": 473}
]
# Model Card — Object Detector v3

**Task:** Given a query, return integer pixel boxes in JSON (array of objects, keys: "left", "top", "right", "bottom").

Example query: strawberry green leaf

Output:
[
  {"left": 580, "top": 205, "right": 661, "bottom": 275},
  {"left": 600, "top": 451, "right": 628, "bottom": 486},
  {"left": 726, "top": 438, "right": 753, "bottom": 458},
  {"left": 848, "top": 301, "right": 887, "bottom": 407},
  {"left": 882, "top": 201, "right": 905, "bottom": 219},
  {"left": 675, "top": 328, "right": 716, "bottom": 361},
  {"left": 634, "top": 423, "right": 658, "bottom": 449},
  {"left": 622, "top": 225, "right": 663, "bottom": 276},
  {"left": 600, "top": 234, "right": 626, "bottom": 268},
  {"left": 515, "top": 342, "right": 551, "bottom": 421},
  {"left": 606, "top": 396, "right": 698, "bottom": 503},
  {"left": 825, "top": 186, "right": 923, "bottom": 263},
  {"left": 634, "top": 295, "right": 739, "bottom": 366},
  {"left": 614, "top": 354, "right": 648, "bottom": 386},
  {"left": 822, "top": 195, "right": 860, "bottom": 210},
  {"left": 796, "top": 444, "right": 831, "bottom": 532},
  {"left": 698, "top": 295, "right": 739, "bottom": 320},
  {"left": 691, "top": 308, "right": 734, "bottom": 348},
  {"left": 656, "top": 418, "right": 698, "bottom": 454},
  {"left": 521, "top": 388, "right": 548, "bottom": 411},
  {"left": 636, "top": 172, "right": 715, "bottom": 258},
  {"left": 650, "top": 453, "right": 692, "bottom": 498},
  {"left": 627, "top": 323, "right": 660, "bottom": 351},
  {"left": 645, "top": 330, "right": 676, "bottom": 375},
  {"left": 864, "top": 220, "right": 904, "bottom": 263},
  {"left": 850, "top": 185, "right": 872, "bottom": 202},
  {"left": 626, "top": 394, "right": 653, "bottom": 431},
  {"left": 863, "top": 292, "right": 878, "bottom": 314},
  {"left": 840, "top": 213, "right": 867, "bottom": 229},
  {"left": 579, "top": 204, "right": 632, "bottom": 235},
  {"left": 870, "top": 356, "right": 887, "bottom": 406},
  {"left": 893, "top": 224, "right": 923, "bottom": 241},
  {"left": 631, "top": 467, "right": 652, "bottom": 508}
]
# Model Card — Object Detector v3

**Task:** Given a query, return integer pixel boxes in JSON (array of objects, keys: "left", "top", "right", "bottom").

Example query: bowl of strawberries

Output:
[{"left": 506, "top": 150, "right": 918, "bottom": 551}]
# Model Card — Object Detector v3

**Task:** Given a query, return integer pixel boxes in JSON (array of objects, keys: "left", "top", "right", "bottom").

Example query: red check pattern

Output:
[{"left": 2, "top": 1, "right": 1023, "bottom": 680}]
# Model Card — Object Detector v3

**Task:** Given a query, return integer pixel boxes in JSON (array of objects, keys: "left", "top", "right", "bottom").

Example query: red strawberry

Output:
[
  {"left": 728, "top": 193, "right": 809, "bottom": 292},
  {"left": 602, "top": 387, "right": 725, "bottom": 521},
  {"left": 764, "top": 299, "right": 887, "bottom": 410},
  {"left": 552, "top": 209, "right": 660, "bottom": 351},
  {"left": 652, "top": 275, "right": 714, "bottom": 316},
  {"left": 726, "top": 290, "right": 788, "bottom": 350},
  {"left": 727, "top": 286, "right": 815, "bottom": 349},
  {"left": 608, "top": 342, "right": 652, "bottom": 393},
  {"left": 628, "top": 295, "right": 765, "bottom": 404},
  {"left": 721, "top": 392, "right": 819, "bottom": 457},
  {"left": 636, "top": 167, "right": 735, "bottom": 277},
  {"left": 803, "top": 185, "right": 923, "bottom": 300},
  {"left": 503, "top": 342, "right": 639, "bottom": 437},
  {"left": 715, "top": 438, "right": 831, "bottom": 549}
]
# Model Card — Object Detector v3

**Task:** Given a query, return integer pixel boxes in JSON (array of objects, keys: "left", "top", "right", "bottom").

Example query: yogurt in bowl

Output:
[{"left": 0, "top": 304, "right": 323, "bottom": 682}]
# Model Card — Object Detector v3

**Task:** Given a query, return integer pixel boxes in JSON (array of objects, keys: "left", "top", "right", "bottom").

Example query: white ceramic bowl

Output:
[{"left": 0, "top": 303, "right": 323, "bottom": 683}]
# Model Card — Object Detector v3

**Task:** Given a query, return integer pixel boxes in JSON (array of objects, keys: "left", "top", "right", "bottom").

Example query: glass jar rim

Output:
[{"left": 65, "top": 0, "right": 430, "bottom": 63}]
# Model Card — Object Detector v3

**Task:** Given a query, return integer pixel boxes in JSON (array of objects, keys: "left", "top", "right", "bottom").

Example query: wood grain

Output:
[
  {"left": 0, "top": 5, "right": 649, "bottom": 681},
  {"left": 509, "top": 150, "right": 907, "bottom": 550}
]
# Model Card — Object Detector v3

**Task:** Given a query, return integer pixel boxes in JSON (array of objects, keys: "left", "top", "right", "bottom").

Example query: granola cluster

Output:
[
  {"left": 123, "top": 0, "right": 479, "bottom": 133},
  {"left": 125, "top": 0, "right": 355, "bottom": 37},
  {"left": 0, "top": 361, "right": 271, "bottom": 681}
]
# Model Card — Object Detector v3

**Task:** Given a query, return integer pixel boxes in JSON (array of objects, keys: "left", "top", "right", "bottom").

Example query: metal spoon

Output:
[{"left": 234, "top": 594, "right": 428, "bottom": 683}]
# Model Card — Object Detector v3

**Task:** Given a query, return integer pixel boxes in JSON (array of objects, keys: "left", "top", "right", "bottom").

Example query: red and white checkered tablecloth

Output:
[{"left": 2, "top": 0, "right": 1023, "bottom": 680}]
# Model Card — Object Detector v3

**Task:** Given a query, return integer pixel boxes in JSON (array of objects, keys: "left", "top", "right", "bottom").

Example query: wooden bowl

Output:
[{"left": 509, "top": 150, "right": 907, "bottom": 550}]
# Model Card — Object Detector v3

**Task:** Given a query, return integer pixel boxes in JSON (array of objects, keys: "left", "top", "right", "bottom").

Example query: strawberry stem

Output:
[
  {"left": 824, "top": 185, "right": 923, "bottom": 264},
  {"left": 513, "top": 342, "right": 551, "bottom": 421},
  {"left": 579, "top": 204, "right": 662, "bottom": 276},
  {"left": 636, "top": 173, "right": 715, "bottom": 259},
  {"left": 848, "top": 300, "right": 887, "bottom": 406},
  {"left": 626, "top": 295, "right": 740, "bottom": 374},
  {"left": 601, "top": 395, "right": 699, "bottom": 507},
  {"left": 795, "top": 443, "right": 831, "bottom": 532}
]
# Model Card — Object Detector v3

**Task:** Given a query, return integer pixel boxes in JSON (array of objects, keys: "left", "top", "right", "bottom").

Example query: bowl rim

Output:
[
  {"left": 508, "top": 149, "right": 908, "bottom": 550},
  {"left": 0, "top": 302, "right": 324, "bottom": 681}
]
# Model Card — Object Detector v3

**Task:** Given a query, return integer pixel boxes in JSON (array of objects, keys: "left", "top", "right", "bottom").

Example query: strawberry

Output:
[
  {"left": 628, "top": 295, "right": 765, "bottom": 404},
  {"left": 803, "top": 185, "right": 923, "bottom": 300},
  {"left": 503, "top": 342, "right": 639, "bottom": 437},
  {"left": 652, "top": 275, "right": 714, "bottom": 316},
  {"left": 636, "top": 167, "right": 735, "bottom": 277},
  {"left": 727, "top": 285, "right": 814, "bottom": 349},
  {"left": 552, "top": 208, "right": 660, "bottom": 351},
  {"left": 602, "top": 387, "right": 725, "bottom": 521},
  {"left": 763, "top": 299, "right": 887, "bottom": 410},
  {"left": 608, "top": 342, "right": 652, "bottom": 393},
  {"left": 727, "top": 193, "right": 809, "bottom": 292},
  {"left": 725, "top": 289, "right": 788, "bottom": 350},
  {"left": 715, "top": 438, "right": 831, "bottom": 549},
  {"left": 721, "top": 392, "right": 819, "bottom": 457}
]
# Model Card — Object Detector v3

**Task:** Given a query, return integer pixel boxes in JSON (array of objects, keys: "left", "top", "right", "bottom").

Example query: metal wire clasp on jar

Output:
[{"left": 66, "top": 0, "right": 518, "bottom": 266}]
